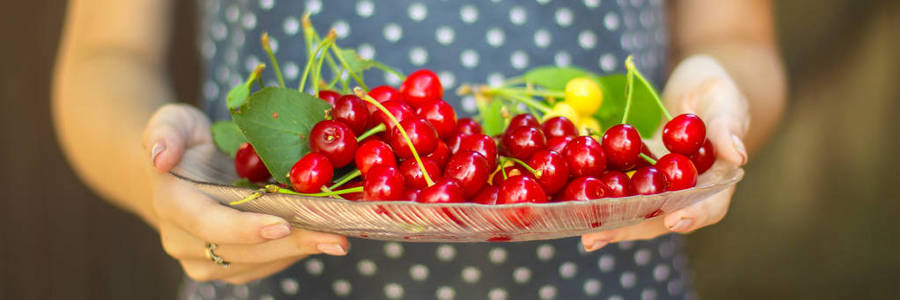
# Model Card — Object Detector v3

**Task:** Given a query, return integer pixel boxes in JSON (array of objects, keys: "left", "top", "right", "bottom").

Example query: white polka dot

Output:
[
  {"left": 578, "top": 30, "right": 597, "bottom": 49},
  {"left": 280, "top": 278, "right": 299, "bottom": 295},
  {"left": 667, "top": 280, "right": 683, "bottom": 295},
  {"left": 224, "top": 48, "right": 238, "bottom": 66},
  {"left": 489, "top": 247, "right": 508, "bottom": 264},
  {"left": 598, "top": 254, "right": 615, "bottom": 272},
  {"left": 640, "top": 10, "right": 656, "bottom": 27},
  {"left": 225, "top": 5, "right": 240, "bottom": 23},
  {"left": 460, "top": 49, "right": 480, "bottom": 69},
  {"left": 554, "top": 51, "right": 571, "bottom": 67},
  {"left": 332, "top": 20, "right": 350, "bottom": 39},
  {"left": 559, "top": 261, "right": 578, "bottom": 278},
  {"left": 201, "top": 40, "right": 216, "bottom": 59},
  {"left": 653, "top": 264, "right": 670, "bottom": 281},
  {"left": 436, "top": 286, "right": 456, "bottom": 300},
  {"left": 409, "top": 47, "right": 428, "bottom": 66},
  {"left": 436, "top": 26, "right": 455, "bottom": 45},
  {"left": 305, "top": 258, "right": 324, "bottom": 275},
  {"left": 357, "top": 43, "right": 375, "bottom": 60},
  {"left": 436, "top": 244, "right": 456, "bottom": 261},
  {"left": 642, "top": 289, "right": 657, "bottom": 300},
  {"left": 244, "top": 55, "right": 260, "bottom": 72},
  {"left": 604, "top": 12, "right": 620, "bottom": 31},
  {"left": 462, "top": 96, "right": 478, "bottom": 112},
  {"left": 539, "top": 285, "right": 558, "bottom": 300},
  {"left": 259, "top": 0, "right": 274, "bottom": 10},
  {"left": 333, "top": 279, "right": 352, "bottom": 297},
  {"left": 513, "top": 267, "right": 532, "bottom": 284},
  {"left": 241, "top": 12, "right": 257, "bottom": 30},
  {"left": 486, "top": 27, "right": 505, "bottom": 47},
  {"left": 509, "top": 6, "right": 527, "bottom": 25},
  {"left": 203, "top": 81, "right": 219, "bottom": 100},
  {"left": 618, "top": 241, "right": 634, "bottom": 250},
  {"left": 584, "top": 278, "right": 602, "bottom": 296},
  {"left": 634, "top": 248, "right": 652, "bottom": 266},
  {"left": 305, "top": 0, "right": 322, "bottom": 15},
  {"left": 460, "top": 5, "right": 479, "bottom": 23},
  {"left": 384, "top": 283, "right": 404, "bottom": 299},
  {"left": 212, "top": 22, "right": 228, "bottom": 41},
  {"left": 489, "top": 288, "right": 508, "bottom": 300},
  {"left": 384, "top": 242, "right": 404, "bottom": 258},
  {"left": 259, "top": 294, "right": 274, "bottom": 300},
  {"left": 438, "top": 71, "right": 456, "bottom": 89},
  {"left": 383, "top": 23, "right": 403, "bottom": 43},
  {"left": 356, "top": 0, "right": 374, "bottom": 18},
  {"left": 510, "top": 51, "right": 529, "bottom": 70},
  {"left": 231, "top": 29, "right": 245, "bottom": 46},
  {"left": 537, "top": 0, "right": 552, "bottom": 4},
  {"left": 599, "top": 53, "right": 617, "bottom": 72},
  {"left": 408, "top": 2, "right": 427, "bottom": 22},
  {"left": 283, "top": 17, "right": 299, "bottom": 36},
  {"left": 584, "top": 0, "right": 600, "bottom": 8},
  {"left": 281, "top": 61, "right": 299, "bottom": 80},
  {"left": 658, "top": 241, "right": 675, "bottom": 258},
  {"left": 536, "top": 243, "right": 555, "bottom": 261},
  {"left": 555, "top": 8, "right": 574, "bottom": 27},
  {"left": 620, "top": 271, "right": 637, "bottom": 289},
  {"left": 487, "top": 73, "right": 505, "bottom": 87},
  {"left": 229, "top": 74, "right": 242, "bottom": 87},
  {"left": 384, "top": 72, "right": 402, "bottom": 86},
  {"left": 534, "top": 29, "right": 551, "bottom": 48},
  {"left": 267, "top": 36, "right": 279, "bottom": 53},
  {"left": 409, "top": 264, "right": 429, "bottom": 281},
  {"left": 609, "top": 295, "right": 624, "bottom": 300},
  {"left": 461, "top": 266, "right": 481, "bottom": 283},
  {"left": 358, "top": 259, "right": 377, "bottom": 276}
]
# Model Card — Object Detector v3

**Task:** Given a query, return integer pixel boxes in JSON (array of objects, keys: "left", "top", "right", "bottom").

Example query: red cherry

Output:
[
  {"left": 289, "top": 152, "right": 334, "bottom": 193},
  {"left": 336, "top": 180, "right": 364, "bottom": 201},
  {"left": 404, "top": 188, "right": 421, "bottom": 202},
  {"left": 332, "top": 95, "right": 371, "bottom": 135},
  {"left": 546, "top": 136, "right": 573, "bottom": 153},
  {"left": 541, "top": 116, "right": 578, "bottom": 140},
  {"left": 367, "top": 85, "right": 405, "bottom": 113},
  {"left": 446, "top": 133, "right": 464, "bottom": 154},
  {"left": 655, "top": 153, "right": 698, "bottom": 191},
  {"left": 424, "top": 141, "right": 451, "bottom": 167},
  {"left": 507, "top": 114, "right": 540, "bottom": 132},
  {"left": 309, "top": 120, "right": 358, "bottom": 168},
  {"left": 389, "top": 118, "right": 439, "bottom": 159},
  {"left": 629, "top": 166, "right": 668, "bottom": 195},
  {"left": 490, "top": 165, "right": 532, "bottom": 187},
  {"left": 459, "top": 134, "right": 499, "bottom": 167},
  {"left": 363, "top": 165, "right": 405, "bottom": 201},
  {"left": 399, "top": 158, "right": 442, "bottom": 189},
  {"left": 234, "top": 143, "right": 271, "bottom": 182},
  {"left": 443, "top": 151, "right": 491, "bottom": 197},
  {"left": 601, "top": 124, "right": 643, "bottom": 171},
  {"left": 501, "top": 126, "right": 546, "bottom": 161},
  {"left": 497, "top": 175, "right": 547, "bottom": 204},
  {"left": 528, "top": 150, "right": 570, "bottom": 195},
  {"left": 416, "top": 100, "right": 458, "bottom": 139},
  {"left": 634, "top": 142, "right": 659, "bottom": 169},
  {"left": 355, "top": 140, "right": 397, "bottom": 176},
  {"left": 663, "top": 113, "right": 707, "bottom": 155},
  {"left": 557, "top": 176, "right": 608, "bottom": 201},
  {"left": 371, "top": 101, "right": 415, "bottom": 133},
  {"left": 455, "top": 118, "right": 484, "bottom": 137},
  {"left": 416, "top": 178, "right": 465, "bottom": 204},
  {"left": 317, "top": 90, "right": 340, "bottom": 106},
  {"left": 562, "top": 136, "right": 607, "bottom": 177},
  {"left": 400, "top": 69, "right": 443, "bottom": 108},
  {"left": 689, "top": 138, "right": 716, "bottom": 174},
  {"left": 598, "top": 171, "right": 632, "bottom": 197},
  {"left": 472, "top": 186, "right": 500, "bottom": 205}
]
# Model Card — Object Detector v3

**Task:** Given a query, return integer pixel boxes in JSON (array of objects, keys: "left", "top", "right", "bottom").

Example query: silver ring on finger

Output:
[{"left": 205, "top": 242, "right": 230, "bottom": 268}]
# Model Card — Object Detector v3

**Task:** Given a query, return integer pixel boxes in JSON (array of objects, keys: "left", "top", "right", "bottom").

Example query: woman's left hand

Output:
[{"left": 581, "top": 55, "right": 751, "bottom": 251}]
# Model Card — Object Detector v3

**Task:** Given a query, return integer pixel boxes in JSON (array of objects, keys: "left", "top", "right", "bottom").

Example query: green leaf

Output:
[
  {"left": 593, "top": 75, "right": 662, "bottom": 138},
  {"left": 232, "top": 87, "right": 332, "bottom": 183},
  {"left": 211, "top": 121, "right": 247, "bottom": 157},
  {"left": 231, "top": 178, "right": 259, "bottom": 189},
  {"left": 480, "top": 98, "right": 506, "bottom": 136},
  {"left": 338, "top": 49, "right": 375, "bottom": 74},
  {"left": 521, "top": 66, "right": 595, "bottom": 90},
  {"left": 226, "top": 83, "right": 251, "bottom": 110}
]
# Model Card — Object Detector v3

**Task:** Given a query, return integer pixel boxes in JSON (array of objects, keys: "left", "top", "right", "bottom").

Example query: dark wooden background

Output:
[{"left": 2, "top": 1, "right": 898, "bottom": 299}]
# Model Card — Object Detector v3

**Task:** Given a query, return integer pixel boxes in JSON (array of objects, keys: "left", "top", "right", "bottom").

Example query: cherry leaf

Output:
[
  {"left": 211, "top": 121, "right": 247, "bottom": 157},
  {"left": 593, "top": 75, "right": 662, "bottom": 138},
  {"left": 522, "top": 66, "right": 594, "bottom": 90}
]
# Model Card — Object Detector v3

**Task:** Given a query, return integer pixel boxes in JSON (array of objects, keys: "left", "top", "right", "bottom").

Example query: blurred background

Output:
[{"left": 2, "top": 1, "right": 898, "bottom": 299}]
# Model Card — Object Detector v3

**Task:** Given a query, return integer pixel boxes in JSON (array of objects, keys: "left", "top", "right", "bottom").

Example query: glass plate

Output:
[{"left": 172, "top": 145, "right": 743, "bottom": 243}]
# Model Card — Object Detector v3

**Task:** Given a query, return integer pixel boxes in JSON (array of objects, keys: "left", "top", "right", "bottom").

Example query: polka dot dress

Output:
[{"left": 189, "top": 0, "right": 691, "bottom": 299}]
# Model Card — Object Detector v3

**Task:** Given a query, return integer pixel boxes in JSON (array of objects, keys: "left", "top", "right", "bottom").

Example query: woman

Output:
[{"left": 53, "top": 0, "right": 785, "bottom": 299}]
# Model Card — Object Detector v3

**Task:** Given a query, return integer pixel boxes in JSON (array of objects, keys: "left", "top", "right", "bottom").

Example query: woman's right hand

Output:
[{"left": 141, "top": 104, "right": 349, "bottom": 284}]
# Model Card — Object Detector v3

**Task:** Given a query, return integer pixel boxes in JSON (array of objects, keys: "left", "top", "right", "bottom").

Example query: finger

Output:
[
  {"left": 154, "top": 175, "right": 292, "bottom": 244},
  {"left": 663, "top": 187, "right": 735, "bottom": 233},
  {"left": 179, "top": 259, "right": 266, "bottom": 282},
  {"left": 142, "top": 103, "right": 212, "bottom": 173},
  {"left": 581, "top": 217, "right": 668, "bottom": 252},
  {"left": 222, "top": 257, "right": 303, "bottom": 285}
]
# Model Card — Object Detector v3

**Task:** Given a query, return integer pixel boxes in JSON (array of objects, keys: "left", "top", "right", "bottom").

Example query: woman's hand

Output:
[
  {"left": 142, "top": 104, "right": 349, "bottom": 284},
  {"left": 581, "top": 55, "right": 750, "bottom": 251}
]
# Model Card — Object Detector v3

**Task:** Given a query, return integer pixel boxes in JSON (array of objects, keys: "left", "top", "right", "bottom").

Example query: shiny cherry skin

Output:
[
  {"left": 404, "top": 188, "right": 421, "bottom": 202},
  {"left": 416, "top": 100, "right": 458, "bottom": 139},
  {"left": 399, "top": 158, "right": 442, "bottom": 189},
  {"left": 497, "top": 175, "right": 547, "bottom": 204},
  {"left": 528, "top": 150, "right": 570, "bottom": 195},
  {"left": 446, "top": 133, "right": 464, "bottom": 154},
  {"left": 663, "top": 113, "right": 707, "bottom": 155},
  {"left": 541, "top": 116, "right": 578, "bottom": 140},
  {"left": 546, "top": 136, "right": 573, "bottom": 153},
  {"left": 234, "top": 143, "right": 271, "bottom": 182},
  {"left": 490, "top": 165, "right": 532, "bottom": 187},
  {"left": 400, "top": 69, "right": 443, "bottom": 108},
  {"left": 363, "top": 165, "right": 406, "bottom": 201},
  {"left": 317, "top": 90, "right": 340, "bottom": 106},
  {"left": 562, "top": 136, "right": 607, "bottom": 177},
  {"left": 459, "top": 134, "right": 499, "bottom": 167},
  {"left": 367, "top": 85, "right": 405, "bottom": 113},
  {"left": 355, "top": 139, "right": 397, "bottom": 176},
  {"left": 443, "top": 151, "right": 491, "bottom": 197},
  {"left": 389, "top": 118, "right": 439, "bottom": 159},
  {"left": 472, "top": 186, "right": 500, "bottom": 205},
  {"left": 454, "top": 118, "right": 483, "bottom": 137},
  {"left": 629, "top": 166, "right": 668, "bottom": 195},
  {"left": 371, "top": 101, "right": 415, "bottom": 133},
  {"left": 507, "top": 114, "right": 540, "bottom": 132},
  {"left": 601, "top": 124, "right": 643, "bottom": 171},
  {"left": 655, "top": 153, "right": 698, "bottom": 191},
  {"left": 416, "top": 178, "right": 465, "bottom": 204},
  {"left": 598, "top": 171, "right": 632, "bottom": 197},
  {"left": 557, "top": 176, "right": 608, "bottom": 201},
  {"left": 501, "top": 126, "right": 546, "bottom": 161},
  {"left": 289, "top": 152, "right": 334, "bottom": 193},
  {"left": 309, "top": 120, "right": 358, "bottom": 168},
  {"left": 332, "top": 95, "right": 370, "bottom": 135},
  {"left": 424, "top": 141, "right": 451, "bottom": 167},
  {"left": 689, "top": 138, "right": 716, "bottom": 174}
]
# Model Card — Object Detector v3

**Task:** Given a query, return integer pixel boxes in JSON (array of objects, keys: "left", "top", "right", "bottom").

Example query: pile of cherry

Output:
[{"left": 234, "top": 70, "right": 717, "bottom": 205}]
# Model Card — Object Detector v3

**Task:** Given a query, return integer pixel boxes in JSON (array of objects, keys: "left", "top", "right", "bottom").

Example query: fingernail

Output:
[
  {"left": 260, "top": 222, "right": 291, "bottom": 239},
  {"left": 586, "top": 240, "right": 609, "bottom": 252},
  {"left": 731, "top": 134, "right": 747, "bottom": 165},
  {"left": 151, "top": 142, "right": 165, "bottom": 168},
  {"left": 669, "top": 218, "right": 694, "bottom": 232},
  {"left": 317, "top": 243, "right": 348, "bottom": 256}
]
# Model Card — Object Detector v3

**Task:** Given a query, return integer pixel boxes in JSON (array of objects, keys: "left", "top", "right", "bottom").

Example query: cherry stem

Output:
[
  {"left": 622, "top": 56, "right": 636, "bottom": 124},
  {"left": 320, "top": 185, "right": 346, "bottom": 200},
  {"left": 328, "top": 169, "right": 362, "bottom": 190},
  {"left": 491, "top": 87, "right": 565, "bottom": 99},
  {"left": 244, "top": 64, "right": 266, "bottom": 87},
  {"left": 355, "top": 87, "right": 435, "bottom": 187},
  {"left": 260, "top": 33, "right": 285, "bottom": 88},
  {"left": 497, "top": 91, "right": 552, "bottom": 114},
  {"left": 640, "top": 153, "right": 657, "bottom": 165},
  {"left": 488, "top": 165, "right": 503, "bottom": 184},
  {"left": 625, "top": 56, "right": 673, "bottom": 120},
  {"left": 371, "top": 61, "right": 406, "bottom": 81},
  {"left": 356, "top": 123, "right": 386, "bottom": 141},
  {"left": 228, "top": 185, "right": 362, "bottom": 205},
  {"left": 301, "top": 14, "right": 315, "bottom": 65},
  {"left": 299, "top": 32, "right": 335, "bottom": 93},
  {"left": 331, "top": 43, "right": 369, "bottom": 91},
  {"left": 311, "top": 38, "right": 330, "bottom": 94},
  {"left": 501, "top": 156, "right": 542, "bottom": 178}
]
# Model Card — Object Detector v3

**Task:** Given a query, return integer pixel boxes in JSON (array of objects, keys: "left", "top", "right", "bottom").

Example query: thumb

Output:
[{"left": 142, "top": 104, "right": 212, "bottom": 173}]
